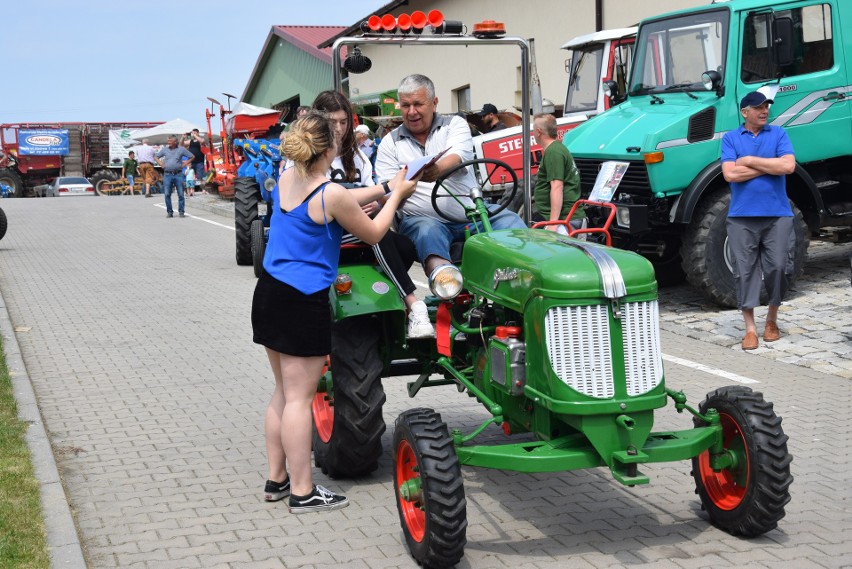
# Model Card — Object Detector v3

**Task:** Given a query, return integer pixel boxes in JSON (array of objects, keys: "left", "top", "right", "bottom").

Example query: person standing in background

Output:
[
  {"left": 721, "top": 90, "right": 796, "bottom": 351},
  {"left": 155, "top": 136, "right": 194, "bottom": 218},
  {"left": 135, "top": 139, "right": 158, "bottom": 197},
  {"left": 122, "top": 151, "right": 139, "bottom": 195}
]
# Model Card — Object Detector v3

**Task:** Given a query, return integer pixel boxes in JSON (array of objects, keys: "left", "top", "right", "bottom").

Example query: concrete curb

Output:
[{"left": 0, "top": 289, "right": 87, "bottom": 568}]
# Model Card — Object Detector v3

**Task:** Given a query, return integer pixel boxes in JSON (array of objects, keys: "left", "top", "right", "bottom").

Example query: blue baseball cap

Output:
[{"left": 740, "top": 91, "right": 774, "bottom": 109}]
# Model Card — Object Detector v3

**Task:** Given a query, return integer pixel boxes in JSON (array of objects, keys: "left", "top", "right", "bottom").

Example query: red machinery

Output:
[{"left": 0, "top": 122, "right": 161, "bottom": 197}]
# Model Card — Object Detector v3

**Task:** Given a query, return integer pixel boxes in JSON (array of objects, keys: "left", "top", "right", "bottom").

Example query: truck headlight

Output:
[{"left": 429, "top": 264, "right": 463, "bottom": 299}]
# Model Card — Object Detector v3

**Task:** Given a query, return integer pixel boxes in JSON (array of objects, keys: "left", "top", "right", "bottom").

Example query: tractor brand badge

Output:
[
  {"left": 372, "top": 281, "right": 390, "bottom": 294},
  {"left": 493, "top": 268, "right": 521, "bottom": 289}
]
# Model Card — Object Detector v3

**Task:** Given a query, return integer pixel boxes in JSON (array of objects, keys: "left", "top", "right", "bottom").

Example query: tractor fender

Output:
[
  {"left": 329, "top": 263, "right": 406, "bottom": 324},
  {"left": 671, "top": 160, "right": 823, "bottom": 231}
]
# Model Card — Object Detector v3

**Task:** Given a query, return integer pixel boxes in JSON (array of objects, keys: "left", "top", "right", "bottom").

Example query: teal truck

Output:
[{"left": 564, "top": 0, "right": 847, "bottom": 306}]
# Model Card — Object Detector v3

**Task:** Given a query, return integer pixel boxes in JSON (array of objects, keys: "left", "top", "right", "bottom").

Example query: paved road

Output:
[{"left": 0, "top": 195, "right": 850, "bottom": 568}]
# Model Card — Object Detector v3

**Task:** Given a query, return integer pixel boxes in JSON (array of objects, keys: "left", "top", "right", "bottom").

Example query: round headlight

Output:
[{"left": 429, "top": 264, "right": 463, "bottom": 300}]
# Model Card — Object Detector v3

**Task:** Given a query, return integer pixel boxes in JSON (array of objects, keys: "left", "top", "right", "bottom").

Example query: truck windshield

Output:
[
  {"left": 629, "top": 9, "right": 729, "bottom": 95},
  {"left": 565, "top": 44, "right": 604, "bottom": 113}
]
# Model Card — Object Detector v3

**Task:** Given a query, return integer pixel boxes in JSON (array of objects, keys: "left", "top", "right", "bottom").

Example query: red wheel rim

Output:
[
  {"left": 396, "top": 439, "right": 426, "bottom": 542},
  {"left": 698, "top": 412, "right": 749, "bottom": 510},
  {"left": 312, "top": 393, "right": 333, "bottom": 443},
  {"left": 312, "top": 359, "right": 333, "bottom": 443}
]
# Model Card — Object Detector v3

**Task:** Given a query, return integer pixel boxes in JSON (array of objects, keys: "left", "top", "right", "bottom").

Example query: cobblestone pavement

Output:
[{"left": 0, "top": 195, "right": 850, "bottom": 569}]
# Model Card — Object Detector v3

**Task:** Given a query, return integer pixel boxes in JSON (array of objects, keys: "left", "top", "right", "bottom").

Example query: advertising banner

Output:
[
  {"left": 18, "top": 129, "right": 69, "bottom": 156},
  {"left": 109, "top": 129, "right": 140, "bottom": 163}
]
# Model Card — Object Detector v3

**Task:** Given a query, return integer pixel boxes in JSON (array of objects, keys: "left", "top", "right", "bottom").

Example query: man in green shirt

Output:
[{"left": 532, "top": 113, "right": 584, "bottom": 234}]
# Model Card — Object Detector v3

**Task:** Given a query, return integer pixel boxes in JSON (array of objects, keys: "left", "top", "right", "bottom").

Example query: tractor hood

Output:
[
  {"left": 567, "top": 96, "right": 712, "bottom": 158},
  {"left": 462, "top": 229, "right": 657, "bottom": 311}
]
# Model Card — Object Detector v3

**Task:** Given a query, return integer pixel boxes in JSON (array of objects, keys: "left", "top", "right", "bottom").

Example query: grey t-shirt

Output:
[{"left": 155, "top": 146, "right": 193, "bottom": 171}]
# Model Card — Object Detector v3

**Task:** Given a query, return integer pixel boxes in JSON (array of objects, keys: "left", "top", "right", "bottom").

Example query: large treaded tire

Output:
[
  {"left": 0, "top": 168, "right": 24, "bottom": 198},
  {"left": 394, "top": 407, "right": 467, "bottom": 568},
  {"left": 692, "top": 386, "right": 793, "bottom": 537},
  {"left": 234, "top": 177, "right": 259, "bottom": 265},
  {"left": 680, "top": 188, "right": 808, "bottom": 308},
  {"left": 90, "top": 170, "right": 119, "bottom": 196},
  {"left": 311, "top": 316, "right": 386, "bottom": 478},
  {"left": 250, "top": 219, "right": 266, "bottom": 278},
  {"left": 0, "top": 207, "right": 7, "bottom": 240}
]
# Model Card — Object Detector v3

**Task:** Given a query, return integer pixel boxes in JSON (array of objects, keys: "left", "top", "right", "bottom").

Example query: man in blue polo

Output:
[
  {"left": 155, "top": 135, "right": 194, "bottom": 218},
  {"left": 721, "top": 90, "right": 796, "bottom": 351}
]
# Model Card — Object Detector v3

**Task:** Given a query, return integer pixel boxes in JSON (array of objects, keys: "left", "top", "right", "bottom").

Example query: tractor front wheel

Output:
[
  {"left": 692, "top": 386, "right": 793, "bottom": 537},
  {"left": 0, "top": 168, "right": 24, "bottom": 198},
  {"left": 394, "top": 408, "right": 467, "bottom": 568},
  {"left": 90, "top": 170, "right": 119, "bottom": 196},
  {"left": 311, "top": 316, "right": 386, "bottom": 478},
  {"left": 0, "top": 207, "right": 7, "bottom": 240}
]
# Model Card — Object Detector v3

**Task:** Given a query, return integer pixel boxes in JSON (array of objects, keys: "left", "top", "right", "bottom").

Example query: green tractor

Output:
[{"left": 314, "top": 26, "right": 793, "bottom": 569}]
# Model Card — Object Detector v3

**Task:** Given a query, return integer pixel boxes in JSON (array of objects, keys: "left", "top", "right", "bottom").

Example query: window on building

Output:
[{"left": 454, "top": 86, "right": 471, "bottom": 112}]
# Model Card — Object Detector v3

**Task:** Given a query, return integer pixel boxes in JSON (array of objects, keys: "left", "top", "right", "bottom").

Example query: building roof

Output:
[{"left": 273, "top": 26, "right": 348, "bottom": 65}]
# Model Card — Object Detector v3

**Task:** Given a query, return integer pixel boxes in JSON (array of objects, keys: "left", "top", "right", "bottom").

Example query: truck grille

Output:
[
  {"left": 574, "top": 159, "right": 650, "bottom": 196},
  {"left": 544, "top": 301, "right": 663, "bottom": 399}
]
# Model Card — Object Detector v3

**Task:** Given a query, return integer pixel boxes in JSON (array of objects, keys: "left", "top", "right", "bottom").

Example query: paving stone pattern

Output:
[{"left": 0, "top": 196, "right": 850, "bottom": 568}]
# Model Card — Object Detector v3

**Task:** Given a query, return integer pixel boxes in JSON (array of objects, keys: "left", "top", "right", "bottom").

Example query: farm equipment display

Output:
[
  {"left": 201, "top": 96, "right": 282, "bottom": 266},
  {"left": 315, "top": 17, "right": 793, "bottom": 568},
  {"left": 0, "top": 122, "right": 161, "bottom": 197}
]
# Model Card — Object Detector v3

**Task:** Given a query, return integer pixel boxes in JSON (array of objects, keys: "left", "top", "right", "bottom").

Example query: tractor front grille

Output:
[{"left": 544, "top": 301, "right": 663, "bottom": 399}]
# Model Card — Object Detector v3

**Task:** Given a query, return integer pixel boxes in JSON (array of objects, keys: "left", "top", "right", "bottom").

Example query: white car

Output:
[{"left": 49, "top": 177, "right": 95, "bottom": 197}]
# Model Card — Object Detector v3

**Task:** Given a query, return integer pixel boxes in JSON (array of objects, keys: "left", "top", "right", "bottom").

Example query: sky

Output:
[{"left": 2, "top": 0, "right": 390, "bottom": 126}]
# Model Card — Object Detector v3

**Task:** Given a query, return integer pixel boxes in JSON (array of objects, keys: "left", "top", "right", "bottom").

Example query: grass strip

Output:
[{"left": 0, "top": 336, "right": 49, "bottom": 569}]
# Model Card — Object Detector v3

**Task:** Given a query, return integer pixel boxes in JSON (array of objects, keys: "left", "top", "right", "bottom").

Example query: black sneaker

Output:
[
  {"left": 288, "top": 484, "right": 349, "bottom": 514},
  {"left": 167, "top": 213, "right": 173, "bottom": 218},
  {"left": 179, "top": 212, "right": 186, "bottom": 218},
  {"left": 264, "top": 477, "right": 290, "bottom": 502}
]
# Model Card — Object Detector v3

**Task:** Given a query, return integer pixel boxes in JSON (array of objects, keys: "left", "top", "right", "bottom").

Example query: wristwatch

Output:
[{"left": 382, "top": 181, "right": 391, "bottom": 195}]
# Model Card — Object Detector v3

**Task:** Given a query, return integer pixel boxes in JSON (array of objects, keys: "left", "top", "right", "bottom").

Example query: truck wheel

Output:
[
  {"left": 234, "top": 177, "right": 259, "bottom": 265},
  {"left": 691, "top": 386, "right": 793, "bottom": 537},
  {"left": 0, "top": 168, "right": 24, "bottom": 198},
  {"left": 680, "top": 189, "right": 808, "bottom": 307},
  {"left": 0, "top": 207, "right": 7, "bottom": 240},
  {"left": 90, "top": 170, "right": 119, "bottom": 196},
  {"left": 311, "top": 316, "right": 386, "bottom": 478},
  {"left": 250, "top": 219, "right": 266, "bottom": 278},
  {"left": 394, "top": 408, "right": 467, "bottom": 568}
]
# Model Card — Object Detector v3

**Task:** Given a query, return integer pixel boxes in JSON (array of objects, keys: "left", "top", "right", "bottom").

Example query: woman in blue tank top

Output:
[{"left": 251, "top": 111, "right": 417, "bottom": 514}]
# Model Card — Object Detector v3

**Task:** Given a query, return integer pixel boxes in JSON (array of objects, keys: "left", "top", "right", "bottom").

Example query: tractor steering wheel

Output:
[{"left": 430, "top": 158, "right": 519, "bottom": 224}]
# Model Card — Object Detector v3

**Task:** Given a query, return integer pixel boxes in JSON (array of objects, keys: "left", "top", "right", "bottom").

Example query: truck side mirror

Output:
[{"left": 772, "top": 17, "right": 795, "bottom": 68}]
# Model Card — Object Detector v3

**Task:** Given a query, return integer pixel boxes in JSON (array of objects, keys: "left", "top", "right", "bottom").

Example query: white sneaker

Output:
[{"left": 407, "top": 300, "right": 435, "bottom": 338}]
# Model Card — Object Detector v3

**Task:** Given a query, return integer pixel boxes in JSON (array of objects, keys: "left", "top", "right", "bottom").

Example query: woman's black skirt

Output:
[{"left": 251, "top": 272, "right": 331, "bottom": 356}]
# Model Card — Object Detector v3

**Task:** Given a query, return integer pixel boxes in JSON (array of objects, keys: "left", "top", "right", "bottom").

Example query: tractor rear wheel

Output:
[
  {"left": 0, "top": 207, "right": 7, "bottom": 240},
  {"left": 0, "top": 168, "right": 25, "bottom": 198},
  {"left": 311, "top": 316, "right": 386, "bottom": 478},
  {"left": 234, "top": 176, "right": 259, "bottom": 265},
  {"left": 251, "top": 219, "right": 266, "bottom": 278},
  {"left": 692, "top": 386, "right": 793, "bottom": 537},
  {"left": 394, "top": 408, "right": 467, "bottom": 568},
  {"left": 90, "top": 170, "right": 119, "bottom": 196}
]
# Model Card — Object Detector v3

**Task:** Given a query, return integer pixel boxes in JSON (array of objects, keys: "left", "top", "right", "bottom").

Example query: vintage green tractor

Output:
[
  {"left": 312, "top": 157, "right": 793, "bottom": 568},
  {"left": 314, "top": 23, "right": 792, "bottom": 569}
]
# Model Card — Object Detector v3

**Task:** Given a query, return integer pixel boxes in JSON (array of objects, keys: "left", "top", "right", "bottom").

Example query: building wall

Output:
[
  {"left": 346, "top": 0, "right": 706, "bottom": 115},
  {"left": 246, "top": 39, "right": 334, "bottom": 111}
]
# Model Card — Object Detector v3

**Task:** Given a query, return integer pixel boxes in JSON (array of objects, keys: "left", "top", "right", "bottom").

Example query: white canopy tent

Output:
[{"left": 131, "top": 118, "right": 221, "bottom": 145}]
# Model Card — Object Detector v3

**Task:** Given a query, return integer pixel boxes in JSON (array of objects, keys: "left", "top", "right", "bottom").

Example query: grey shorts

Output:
[{"left": 726, "top": 216, "right": 795, "bottom": 309}]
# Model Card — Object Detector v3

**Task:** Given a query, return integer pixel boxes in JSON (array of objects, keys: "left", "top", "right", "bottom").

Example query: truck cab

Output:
[{"left": 565, "top": 0, "right": 848, "bottom": 306}]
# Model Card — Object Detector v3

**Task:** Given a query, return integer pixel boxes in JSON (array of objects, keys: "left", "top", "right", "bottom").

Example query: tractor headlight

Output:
[
  {"left": 429, "top": 264, "right": 463, "bottom": 300},
  {"left": 616, "top": 206, "right": 632, "bottom": 228}
]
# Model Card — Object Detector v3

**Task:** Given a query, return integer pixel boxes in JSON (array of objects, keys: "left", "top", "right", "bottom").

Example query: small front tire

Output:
[
  {"left": 692, "top": 386, "right": 793, "bottom": 537},
  {"left": 394, "top": 407, "right": 467, "bottom": 568}
]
